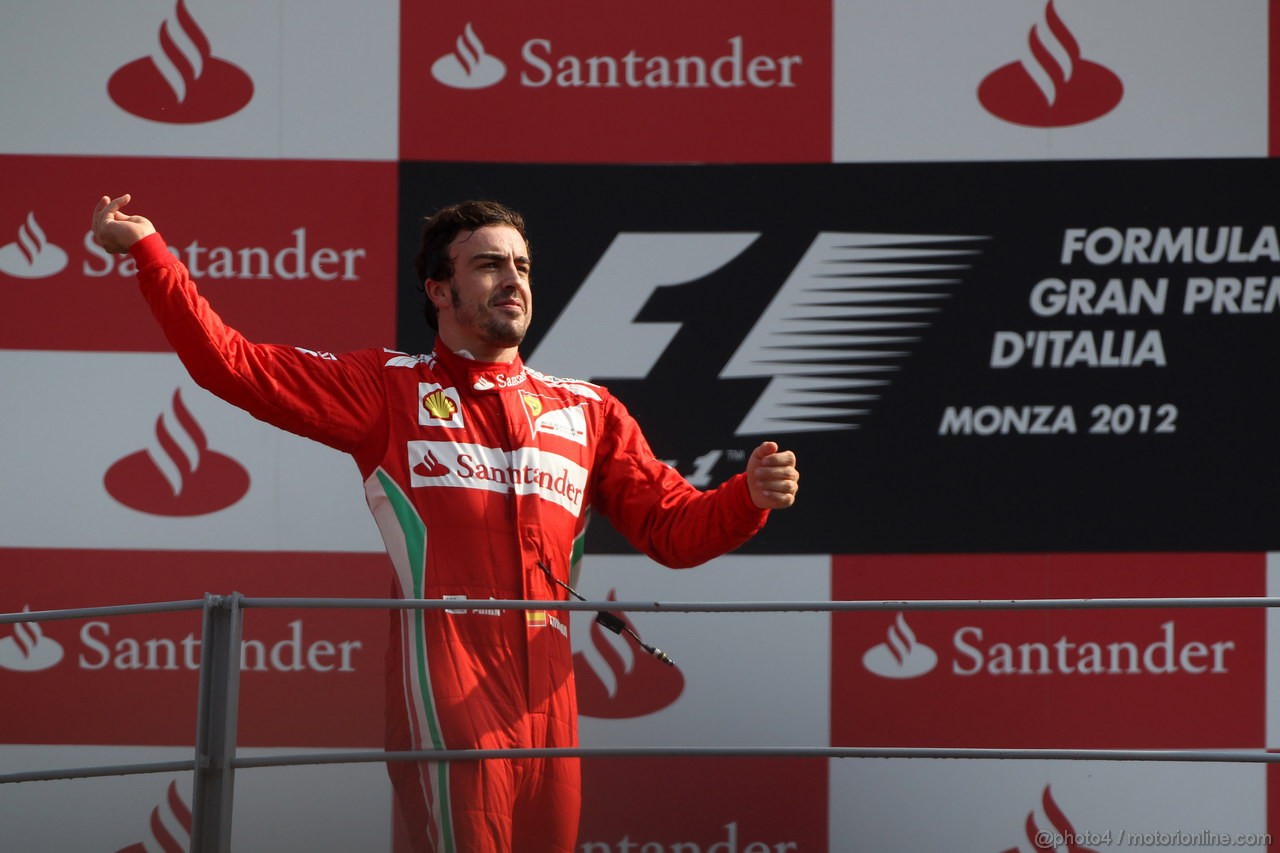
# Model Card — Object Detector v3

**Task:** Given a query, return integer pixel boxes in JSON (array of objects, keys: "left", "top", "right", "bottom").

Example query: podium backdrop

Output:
[{"left": 2, "top": 1, "right": 1277, "bottom": 850}]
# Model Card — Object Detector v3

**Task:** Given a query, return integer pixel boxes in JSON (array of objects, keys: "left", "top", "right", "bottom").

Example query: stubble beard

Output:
[{"left": 452, "top": 287, "right": 528, "bottom": 349}]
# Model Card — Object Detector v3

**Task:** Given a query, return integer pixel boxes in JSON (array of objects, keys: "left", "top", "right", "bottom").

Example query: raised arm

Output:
[{"left": 91, "top": 193, "right": 387, "bottom": 456}]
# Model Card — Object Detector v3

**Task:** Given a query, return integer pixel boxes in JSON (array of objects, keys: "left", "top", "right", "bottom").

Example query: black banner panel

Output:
[{"left": 398, "top": 160, "right": 1280, "bottom": 553}]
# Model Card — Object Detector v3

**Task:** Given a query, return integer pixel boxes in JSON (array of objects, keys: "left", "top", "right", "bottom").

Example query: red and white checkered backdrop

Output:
[{"left": 4, "top": 1, "right": 1280, "bottom": 850}]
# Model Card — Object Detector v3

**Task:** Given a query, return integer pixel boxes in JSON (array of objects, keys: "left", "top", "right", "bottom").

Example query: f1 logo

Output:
[
  {"left": 530, "top": 233, "right": 759, "bottom": 380},
  {"left": 531, "top": 231, "right": 984, "bottom": 436}
]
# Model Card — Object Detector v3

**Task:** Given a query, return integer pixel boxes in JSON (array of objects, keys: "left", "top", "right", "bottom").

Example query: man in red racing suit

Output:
[{"left": 91, "top": 194, "right": 800, "bottom": 852}]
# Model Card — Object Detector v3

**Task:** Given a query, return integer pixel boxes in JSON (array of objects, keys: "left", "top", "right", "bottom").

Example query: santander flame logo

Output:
[
  {"left": 574, "top": 590, "right": 684, "bottom": 718},
  {"left": 413, "top": 448, "right": 450, "bottom": 478},
  {"left": 978, "top": 0, "right": 1122, "bottom": 128},
  {"left": 0, "top": 212, "right": 68, "bottom": 279},
  {"left": 0, "top": 606, "right": 64, "bottom": 672},
  {"left": 431, "top": 23, "right": 506, "bottom": 89},
  {"left": 116, "top": 780, "right": 192, "bottom": 853},
  {"left": 107, "top": 0, "right": 253, "bottom": 123},
  {"left": 862, "top": 612, "right": 937, "bottom": 679},
  {"left": 104, "top": 389, "right": 250, "bottom": 516},
  {"left": 1000, "top": 786, "right": 1100, "bottom": 853}
]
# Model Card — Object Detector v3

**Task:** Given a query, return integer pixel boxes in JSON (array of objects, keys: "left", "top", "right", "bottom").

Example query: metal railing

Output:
[{"left": 4, "top": 592, "right": 1280, "bottom": 851}]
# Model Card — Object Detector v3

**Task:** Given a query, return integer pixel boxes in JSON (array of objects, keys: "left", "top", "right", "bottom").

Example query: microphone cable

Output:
[{"left": 537, "top": 561, "right": 675, "bottom": 667}]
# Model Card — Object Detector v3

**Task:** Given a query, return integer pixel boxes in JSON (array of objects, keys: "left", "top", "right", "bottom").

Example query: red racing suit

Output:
[{"left": 130, "top": 233, "right": 769, "bottom": 852}]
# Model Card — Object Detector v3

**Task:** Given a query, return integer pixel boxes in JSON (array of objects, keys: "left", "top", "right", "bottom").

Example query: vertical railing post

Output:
[{"left": 190, "top": 592, "right": 244, "bottom": 853}]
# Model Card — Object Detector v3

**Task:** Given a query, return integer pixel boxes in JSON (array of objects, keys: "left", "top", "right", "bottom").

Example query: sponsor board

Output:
[
  {"left": 0, "top": 0, "right": 397, "bottom": 159},
  {"left": 570, "top": 555, "right": 829, "bottom": 746},
  {"left": 399, "top": 0, "right": 830, "bottom": 162},
  {"left": 398, "top": 161, "right": 1280, "bottom": 553},
  {"left": 834, "top": 0, "right": 1268, "bottom": 161},
  {"left": 0, "top": 155, "right": 395, "bottom": 353},
  {"left": 832, "top": 553, "right": 1265, "bottom": 748},
  {"left": 574, "top": 590, "right": 686, "bottom": 720},
  {"left": 0, "top": 350, "right": 384, "bottom": 552},
  {"left": 0, "top": 745, "right": 391, "bottom": 852},
  {"left": 828, "top": 758, "right": 1267, "bottom": 851},
  {"left": 579, "top": 757, "right": 826, "bottom": 852},
  {"left": 0, "top": 548, "right": 388, "bottom": 747},
  {"left": 570, "top": 554, "right": 829, "bottom": 851}
]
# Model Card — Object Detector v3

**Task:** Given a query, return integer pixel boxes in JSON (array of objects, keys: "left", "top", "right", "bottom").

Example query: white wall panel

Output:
[
  {"left": 572, "top": 554, "right": 831, "bottom": 749},
  {"left": 830, "top": 757, "right": 1268, "bottom": 851},
  {"left": 834, "top": 0, "right": 1269, "bottom": 161},
  {"left": 0, "top": 350, "right": 384, "bottom": 552},
  {"left": 0, "top": 0, "right": 397, "bottom": 160}
]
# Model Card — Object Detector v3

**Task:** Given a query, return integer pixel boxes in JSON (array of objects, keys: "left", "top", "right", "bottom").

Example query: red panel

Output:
[
  {"left": 831, "top": 553, "right": 1266, "bottom": 749},
  {"left": 399, "top": 1, "right": 832, "bottom": 163},
  {"left": 0, "top": 548, "right": 391, "bottom": 747},
  {"left": 0, "top": 156, "right": 397, "bottom": 354},
  {"left": 578, "top": 756, "right": 827, "bottom": 851}
]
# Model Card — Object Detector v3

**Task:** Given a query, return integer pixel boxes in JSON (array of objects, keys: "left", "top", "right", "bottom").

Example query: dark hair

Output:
[{"left": 414, "top": 200, "right": 530, "bottom": 329}]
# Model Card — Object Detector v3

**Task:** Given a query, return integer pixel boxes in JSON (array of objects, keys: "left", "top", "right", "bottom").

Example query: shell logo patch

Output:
[
  {"left": 418, "top": 383, "right": 464, "bottom": 428},
  {"left": 423, "top": 389, "right": 458, "bottom": 419}
]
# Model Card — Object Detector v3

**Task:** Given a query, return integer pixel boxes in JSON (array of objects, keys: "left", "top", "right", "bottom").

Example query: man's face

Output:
[{"left": 439, "top": 224, "right": 532, "bottom": 351}]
